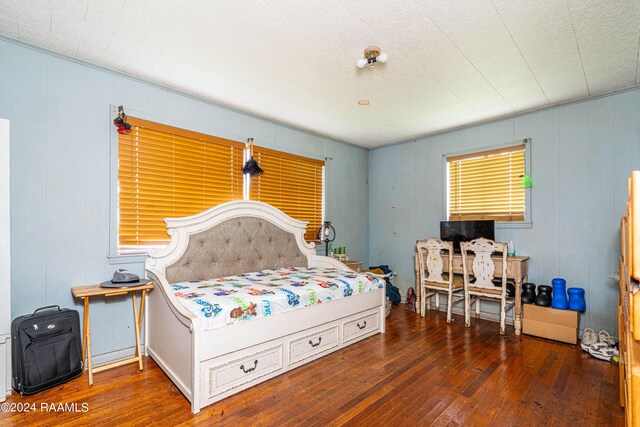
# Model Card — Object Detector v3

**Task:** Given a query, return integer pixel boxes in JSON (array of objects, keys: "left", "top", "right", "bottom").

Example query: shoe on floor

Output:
[
  {"left": 598, "top": 330, "right": 616, "bottom": 347},
  {"left": 588, "top": 343, "right": 619, "bottom": 361},
  {"left": 581, "top": 328, "right": 598, "bottom": 351}
]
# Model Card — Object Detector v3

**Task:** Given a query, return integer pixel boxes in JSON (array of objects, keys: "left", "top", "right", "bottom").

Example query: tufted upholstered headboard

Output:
[
  {"left": 146, "top": 201, "right": 320, "bottom": 286},
  {"left": 165, "top": 216, "right": 307, "bottom": 283}
]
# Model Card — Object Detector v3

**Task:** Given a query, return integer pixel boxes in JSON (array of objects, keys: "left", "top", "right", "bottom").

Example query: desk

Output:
[
  {"left": 71, "top": 283, "right": 153, "bottom": 385},
  {"left": 417, "top": 252, "right": 529, "bottom": 335}
]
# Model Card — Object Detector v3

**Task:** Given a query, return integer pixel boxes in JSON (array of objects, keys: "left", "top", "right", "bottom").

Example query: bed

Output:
[{"left": 144, "top": 201, "right": 386, "bottom": 413}]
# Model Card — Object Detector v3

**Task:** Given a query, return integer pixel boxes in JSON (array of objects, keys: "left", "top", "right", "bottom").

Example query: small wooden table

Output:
[
  {"left": 71, "top": 283, "right": 154, "bottom": 385},
  {"left": 343, "top": 261, "right": 364, "bottom": 272}
]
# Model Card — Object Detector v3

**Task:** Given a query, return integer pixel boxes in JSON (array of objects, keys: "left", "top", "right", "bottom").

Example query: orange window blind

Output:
[
  {"left": 118, "top": 117, "right": 244, "bottom": 251},
  {"left": 448, "top": 144, "right": 525, "bottom": 222},
  {"left": 248, "top": 145, "right": 324, "bottom": 241}
]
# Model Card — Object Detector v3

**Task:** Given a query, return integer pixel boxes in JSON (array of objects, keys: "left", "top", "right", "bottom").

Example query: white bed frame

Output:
[{"left": 145, "top": 201, "right": 386, "bottom": 413}]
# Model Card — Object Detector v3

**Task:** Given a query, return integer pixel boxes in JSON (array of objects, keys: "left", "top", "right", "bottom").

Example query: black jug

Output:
[
  {"left": 534, "top": 285, "right": 552, "bottom": 307},
  {"left": 521, "top": 283, "right": 536, "bottom": 304}
]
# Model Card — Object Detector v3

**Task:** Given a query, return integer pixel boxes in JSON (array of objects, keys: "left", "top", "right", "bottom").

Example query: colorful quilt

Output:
[{"left": 171, "top": 267, "right": 384, "bottom": 331}]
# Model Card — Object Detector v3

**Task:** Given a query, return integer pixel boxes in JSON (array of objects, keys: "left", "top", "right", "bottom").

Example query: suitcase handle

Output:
[{"left": 33, "top": 305, "right": 62, "bottom": 314}]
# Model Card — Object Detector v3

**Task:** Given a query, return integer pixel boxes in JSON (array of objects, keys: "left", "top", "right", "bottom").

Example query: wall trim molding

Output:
[
  {"left": 0, "top": 34, "right": 359, "bottom": 149},
  {"left": 90, "top": 345, "right": 143, "bottom": 368},
  {"left": 424, "top": 301, "right": 593, "bottom": 337},
  {"left": 370, "top": 90, "right": 640, "bottom": 151},
  {"left": 2, "top": 34, "right": 638, "bottom": 151}
]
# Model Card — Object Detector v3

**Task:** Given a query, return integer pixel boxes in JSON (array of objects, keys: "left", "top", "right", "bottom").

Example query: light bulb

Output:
[
  {"left": 377, "top": 52, "right": 389, "bottom": 63},
  {"left": 356, "top": 58, "right": 367, "bottom": 69}
]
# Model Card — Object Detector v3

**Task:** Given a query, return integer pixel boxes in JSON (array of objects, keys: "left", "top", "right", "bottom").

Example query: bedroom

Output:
[{"left": 0, "top": 0, "right": 638, "bottom": 425}]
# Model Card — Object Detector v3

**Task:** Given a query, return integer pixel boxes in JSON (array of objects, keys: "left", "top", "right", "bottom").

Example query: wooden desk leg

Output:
[
  {"left": 84, "top": 297, "right": 93, "bottom": 385},
  {"left": 514, "top": 276, "right": 524, "bottom": 335},
  {"left": 132, "top": 292, "right": 143, "bottom": 371}
]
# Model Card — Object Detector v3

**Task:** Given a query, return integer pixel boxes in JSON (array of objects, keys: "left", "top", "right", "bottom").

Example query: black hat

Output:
[{"left": 100, "top": 269, "right": 151, "bottom": 288}]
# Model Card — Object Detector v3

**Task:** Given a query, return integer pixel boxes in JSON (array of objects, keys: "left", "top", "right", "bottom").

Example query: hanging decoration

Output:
[
  {"left": 113, "top": 105, "right": 132, "bottom": 134},
  {"left": 242, "top": 138, "right": 264, "bottom": 176},
  {"left": 520, "top": 173, "right": 533, "bottom": 189},
  {"left": 519, "top": 138, "right": 532, "bottom": 189}
]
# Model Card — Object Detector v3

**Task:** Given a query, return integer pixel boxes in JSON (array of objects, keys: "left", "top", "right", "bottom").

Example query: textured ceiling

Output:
[{"left": 0, "top": 0, "right": 639, "bottom": 147}]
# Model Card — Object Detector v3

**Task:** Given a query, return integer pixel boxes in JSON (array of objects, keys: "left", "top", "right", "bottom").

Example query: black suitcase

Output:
[{"left": 12, "top": 305, "right": 83, "bottom": 394}]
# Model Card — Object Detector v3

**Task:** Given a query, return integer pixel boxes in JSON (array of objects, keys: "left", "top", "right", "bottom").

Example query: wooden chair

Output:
[
  {"left": 416, "top": 238, "right": 464, "bottom": 323},
  {"left": 460, "top": 238, "right": 513, "bottom": 335}
]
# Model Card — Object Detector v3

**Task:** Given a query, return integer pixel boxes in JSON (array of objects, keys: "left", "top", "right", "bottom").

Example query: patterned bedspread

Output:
[{"left": 170, "top": 267, "right": 384, "bottom": 331}]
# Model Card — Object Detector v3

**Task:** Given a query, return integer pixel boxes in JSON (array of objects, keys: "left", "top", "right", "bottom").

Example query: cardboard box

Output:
[{"left": 523, "top": 304, "right": 579, "bottom": 344}]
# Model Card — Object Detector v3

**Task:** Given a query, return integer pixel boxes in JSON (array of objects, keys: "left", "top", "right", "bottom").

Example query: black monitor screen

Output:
[{"left": 440, "top": 220, "right": 495, "bottom": 251}]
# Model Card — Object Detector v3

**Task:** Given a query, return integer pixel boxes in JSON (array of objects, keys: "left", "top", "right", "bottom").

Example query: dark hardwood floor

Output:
[{"left": 0, "top": 304, "right": 624, "bottom": 426}]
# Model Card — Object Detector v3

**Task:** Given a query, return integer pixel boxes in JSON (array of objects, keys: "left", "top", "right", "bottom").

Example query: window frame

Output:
[{"left": 442, "top": 138, "right": 532, "bottom": 229}]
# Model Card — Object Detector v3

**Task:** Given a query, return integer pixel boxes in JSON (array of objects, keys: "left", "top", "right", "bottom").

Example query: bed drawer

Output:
[
  {"left": 202, "top": 343, "right": 283, "bottom": 398},
  {"left": 288, "top": 325, "right": 339, "bottom": 365},
  {"left": 342, "top": 310, "right": 379, "bottom": 344}
]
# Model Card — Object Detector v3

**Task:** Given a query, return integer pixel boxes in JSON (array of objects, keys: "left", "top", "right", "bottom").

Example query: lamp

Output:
[
  {"left": 356, "top": 46, "right": 389, "bottom": 69},
  {"left": 317, "top": 221, "right": 336, "bottom": 256}
]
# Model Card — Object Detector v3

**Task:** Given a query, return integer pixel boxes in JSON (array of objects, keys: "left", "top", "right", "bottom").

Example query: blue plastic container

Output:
[
  {"left": 551, "top": 278, "right": 569, "bottom": 310},
  {"left": 567, "top": 287, "right": 586, "bottom": 311}
]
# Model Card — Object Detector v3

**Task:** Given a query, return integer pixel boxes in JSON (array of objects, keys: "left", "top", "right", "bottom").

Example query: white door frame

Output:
[{"left": 0, "top": 118, "right": 10, "bottom": 400}]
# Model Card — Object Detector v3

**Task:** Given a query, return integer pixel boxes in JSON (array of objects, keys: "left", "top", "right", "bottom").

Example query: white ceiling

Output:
[{"left": 1, "top": 0, "right": 639, "bottom": 148}]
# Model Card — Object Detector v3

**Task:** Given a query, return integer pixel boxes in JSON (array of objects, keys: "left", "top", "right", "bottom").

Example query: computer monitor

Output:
[{"left": 440, "top": 220, "right": 495, "bottom": 252}]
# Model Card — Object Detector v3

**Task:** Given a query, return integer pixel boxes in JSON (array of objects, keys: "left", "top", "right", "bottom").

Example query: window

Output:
[
  {"left": 118, "top": 117, "right": 244, "bottom": 253},
  {"left": 113, "top": 115, "right": 325, "bottom": 257},
  {"left": 248, "top": 145, "right": 324, "bottom": 242},
  {"left": 446, "top": 142, "right": 528, "bottom": 223}
]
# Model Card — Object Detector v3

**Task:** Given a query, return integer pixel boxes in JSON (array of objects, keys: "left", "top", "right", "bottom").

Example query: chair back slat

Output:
[
  {"left": 416, "top": 238, "right": 453, "bottom": 285},
  {"left": 461, "top": 238, "right": 508, "bottom": 291}
]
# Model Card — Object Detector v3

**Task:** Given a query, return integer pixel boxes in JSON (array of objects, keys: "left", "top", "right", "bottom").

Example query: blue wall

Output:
[
  {"left": 369, "top": 88, "right": 640, "bottom": 333},
  {"left": 2, "top": 34, "right": 638, "bottom": 355},
  {"left": 0, "top": 38, "right": 369, "bottom": 363}
]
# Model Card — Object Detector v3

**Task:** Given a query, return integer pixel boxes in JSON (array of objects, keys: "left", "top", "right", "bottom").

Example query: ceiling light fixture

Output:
[
  {"left": 356, "top": 46, "right": 389, "bottom": 69},
  {"left": 358, "top": 100, "right": 370, "bottom": 106}
]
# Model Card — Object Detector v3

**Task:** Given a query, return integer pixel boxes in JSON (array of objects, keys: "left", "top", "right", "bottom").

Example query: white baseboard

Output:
[
  {"left": 424, "top": 300, "right": 514, "bottom": 325},
  {"left": 89, "top": 345, "right": 145, "bottom": 368},
  {"left": 424, "top": 300, "right": 592, "bottom": 338},
  {"left": 1, "top": 334, "right": 10, "bottom": 401},
  {"left": 449, "top": 305, "right": 513, "bottom": 325}
]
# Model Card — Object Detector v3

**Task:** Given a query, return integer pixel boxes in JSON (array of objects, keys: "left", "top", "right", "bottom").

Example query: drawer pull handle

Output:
[
  {"left": 357, "top": 321, "right": 367, "bottom": 330},
  {"left": 239, "top": 360, "right": 258, "bottom": 374},
  {"left": 309, "top": 337, "right": 322, "bottom": 347}
]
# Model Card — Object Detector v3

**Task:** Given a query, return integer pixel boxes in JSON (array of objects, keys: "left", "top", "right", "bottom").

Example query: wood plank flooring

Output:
[{"left": 0, "top": 304, "right": 624, "bottom": 426}]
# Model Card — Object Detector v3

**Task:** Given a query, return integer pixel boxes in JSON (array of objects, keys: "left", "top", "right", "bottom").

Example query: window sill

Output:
[
  {"left": 108, "top": 253, "right": 149, "bottom": 265},
  {"left": 496, "top": 221, "right": 532, "bottom": 230}
]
